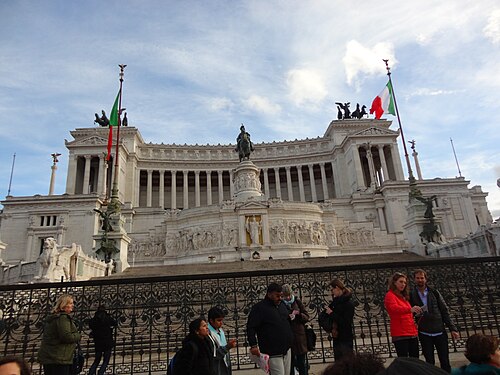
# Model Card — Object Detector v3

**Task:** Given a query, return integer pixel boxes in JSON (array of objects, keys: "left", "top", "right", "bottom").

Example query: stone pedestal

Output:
[{"left": 233, "top": 161, "right": 264, "bottom": 202}]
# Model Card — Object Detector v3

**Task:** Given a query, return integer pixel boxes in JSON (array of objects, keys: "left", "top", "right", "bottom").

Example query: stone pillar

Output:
[
  {"left": 353, "top": 145, "right": 365, "bottom": 189},
  {"left": 183, "top": 170, "right": 189, "bottom": 209},
  {"left": 171, "top": 171, "right": 177, "bottom": 209},
  {"left": 320, "top": 163, "right": 329, "bottom": 200},
  {"left": 376, "top": 201, "right": 387, "bottom": 231},
  {"left": 390, "top": 144, "right": 405, "bottom": 180},
  {"left": 65, "top": 154, "right": 78, "bottom": 194},
  {"left": 159, "top": 170, "right": 165, "bottom": 209},
  {"left": 378, "top": 145, "right": 390, "bottom": 182},
  {"left": 285, "top": 166, "right": 293, "bottom": 201},
  {"left": 49, "top": 163, "right": 57, "bottom": 195},
  {"left": 83, "top": 155, "right": 91, "bottom": 194},
  {"left": 331, "top": 161, "right": 341, "bottom": 198},
  {"left": 207, "top": 171, "right": 212, "bottom": 205},
  {"left": 195, "top": 171, "right": 200, "bottom": 207},
  {"left": 308, "top": 164, "right": 317, "bottom": 202},
  {"left": 274, "top": 167, "right": 282, "bottom": 199},
  {"left": 147, "top": 170, "right": 153, "bottom": 207},
  {"left": 25, "top": 233, "right": 34, "bottom": 262},
  {"left": 412, "top": 150, "right": 423, "bottom": 180},
  {"left": 218, "top": 170, "right": 224, "bottom": 204},
  {"left": 297, "top": 165, "right": 305, "bottom": 201},
  {"left": 263, "top": 168, "right": 270, "bottom": 199},
  {"left": 135, "top": 169, "right": 141, "bottom": 207},
  {"left": 229, "top": 170, "right": 234, "bottom": 198}
]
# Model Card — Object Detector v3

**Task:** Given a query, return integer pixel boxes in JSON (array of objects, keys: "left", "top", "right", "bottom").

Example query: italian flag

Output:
[
  {"left": 370, "top": 80, "right": 395, "bottom": 119},
  {"left": 106, "top": 91, "right": 121, "bottom": 161}
]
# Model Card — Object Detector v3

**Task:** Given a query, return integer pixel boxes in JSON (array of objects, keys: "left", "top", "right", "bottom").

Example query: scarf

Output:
[
  {"left": 283, "top": 295, "right": 295, "bottom": 308},
  {"left": 208, "top": 323, "right": 229, "bottom": 366}
]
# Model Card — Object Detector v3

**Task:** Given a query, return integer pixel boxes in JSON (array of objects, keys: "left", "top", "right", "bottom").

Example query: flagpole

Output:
[
  {"left": 450, "top": 137, "right": 462, "bottom": 178},
  {"left": 109, "top": 64, "right": 126, "bottom": 213},
  {"left": 383, "top": 60, "right": 419, "bottom": 196},
  {"left": 7, "top": 153, "right": 16, "bottom": 197}
]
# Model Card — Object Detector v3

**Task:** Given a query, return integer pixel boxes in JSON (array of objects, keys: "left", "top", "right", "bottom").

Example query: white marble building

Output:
[{"left": 0, "top": 118, "right": 493, "bottom": 277}]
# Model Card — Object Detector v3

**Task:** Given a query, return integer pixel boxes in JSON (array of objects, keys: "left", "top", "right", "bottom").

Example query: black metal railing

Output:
[{"left": 1, "top": 256, "right": 499, "bottom": 374}]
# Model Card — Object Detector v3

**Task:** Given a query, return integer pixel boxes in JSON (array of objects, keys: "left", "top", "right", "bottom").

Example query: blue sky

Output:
[{"left": 1, "top": 1, "right": 499, "bottom": 217}]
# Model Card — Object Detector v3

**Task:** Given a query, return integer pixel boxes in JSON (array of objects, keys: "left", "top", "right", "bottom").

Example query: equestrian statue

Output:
[{"left": 235, "top": 124, "right": 254, "bottom": 162}]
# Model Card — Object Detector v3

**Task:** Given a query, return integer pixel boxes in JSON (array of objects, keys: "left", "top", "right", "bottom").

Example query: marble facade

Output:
[{"left": 0, "top": 118, "right": 493, "bottom": 280}]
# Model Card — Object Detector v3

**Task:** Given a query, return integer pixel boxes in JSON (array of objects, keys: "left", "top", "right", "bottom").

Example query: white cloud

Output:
[
  {"left": 208, "top": 97, "right": 234, "bottom": 112},
  {"left": 483, "top": 9, "right": 500, "bottom": 44},
  {"left": 343, "top": 40, "right": 397, "bottom": 87},
  {"left": 286, "top": 69, "right": 328, "bottom": 106},
  {"left": 243, "top": 95, "right": 281, "bottom": 115},
  {"left": 405, "top": 88, "right": 465, "bottom": 99}
]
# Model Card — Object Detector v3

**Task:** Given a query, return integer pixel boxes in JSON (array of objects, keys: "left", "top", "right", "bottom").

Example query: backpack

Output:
[{"left": 167, "top": 341, "right": 197, "bottom": 375}]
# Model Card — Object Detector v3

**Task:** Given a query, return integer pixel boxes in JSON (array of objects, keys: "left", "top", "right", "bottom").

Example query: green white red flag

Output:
[
  {"left": 106, "top": 91, "right": 120, "bottom": 161},
  {"left": 370, "top": 81, "right": 395, "bottom": 119}
]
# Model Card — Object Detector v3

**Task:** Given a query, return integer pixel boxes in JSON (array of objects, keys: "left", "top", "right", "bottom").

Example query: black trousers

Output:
[
  {"left": 393, "top": 337, "right": 419, "bottom": 358},
  {"left": 43, "top": 364, "right": 71, "bottom": 375},
  {"left": 333, "top": 340, "right": 353, "bottom": 361},
  {"left": 419, "top": 332, "right": 451, "bottom": 373}
]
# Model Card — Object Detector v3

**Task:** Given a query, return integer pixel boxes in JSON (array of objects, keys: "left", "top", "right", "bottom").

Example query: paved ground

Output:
[{"left": 232, "top": 351, "right": 469, "bottom": 375}]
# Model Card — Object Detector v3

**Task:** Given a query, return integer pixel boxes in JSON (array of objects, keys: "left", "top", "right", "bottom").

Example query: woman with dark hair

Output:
[
  {"left": 324, "top": 279, "right": 355, "bottom": 361},
  {"left": 173, "top": 318, "right": 216, "bottom": 375},
  {"left": 88, "top": 305, "right": 117, "bottom": 375},
  {"left": 38, "top": 294, "right": 81, "bottom": 375},
  {"left": 384, "top": 272, "right": 422, "bottom": 358},
  {"left": 452, "top": 334, "right": 500, "bottom": 374},
  {"left": 0, "top": 356, "right": 31, "bottom": 375}
]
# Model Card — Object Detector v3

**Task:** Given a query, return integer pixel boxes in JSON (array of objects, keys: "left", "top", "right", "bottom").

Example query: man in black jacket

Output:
[
  {"left": 409, "top": 269, "right": 459, "bottom": 373},
  {"left": 247, "top": 283, "right": 293, "bottom": 375}
]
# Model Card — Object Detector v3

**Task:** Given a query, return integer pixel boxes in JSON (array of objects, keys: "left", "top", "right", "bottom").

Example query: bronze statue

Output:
[
  {"left": 51, "top": 153, "right": 62, "bottom": 164},
  {"left": 235, "top": 124, "right": 254, "bottom": 162},
  {"left": 409, "top": 139, "right": 416, "bottom": 150},
  {"left": 122, "top": 112, "right": 128, "bottom": 127},
  {"left": 93, "top": 208, "right": 114, "bottom": 232},
  {"left": 351, "top": 103, "right": 367, "bottom": 119},
  {"left": 415, "top": 195, "right": 437, "bottom": 219},
  {"left": 94, "top": 110, "right": 110, "bottom": 127},
  {"left": 335, "top": 102, "right": 351, "bottom": 119}
]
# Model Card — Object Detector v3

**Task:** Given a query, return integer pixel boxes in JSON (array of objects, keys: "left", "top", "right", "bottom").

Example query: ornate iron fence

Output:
[{"left": 0, "top": 256, "right": 499, "bottom": 374}]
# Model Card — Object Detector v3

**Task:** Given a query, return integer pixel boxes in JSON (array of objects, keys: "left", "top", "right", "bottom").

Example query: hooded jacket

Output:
[{"left": 38, "top": 312, "right": 81, "bottom": 365}]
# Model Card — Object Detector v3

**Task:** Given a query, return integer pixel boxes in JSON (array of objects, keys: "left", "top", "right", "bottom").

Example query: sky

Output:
[{"left": 1, "top": 1, "right": 499, "bottom": 217}]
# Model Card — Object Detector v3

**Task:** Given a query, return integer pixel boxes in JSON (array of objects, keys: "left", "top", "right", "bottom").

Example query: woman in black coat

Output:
[
  {"left": 88, "top": 305, "right": 117, "bottom": 375},
  {"left": 174, "top": 318, "right": 216, "bottom": 375},
  {"left": 325, "top": 279, "right": 355, "bottom": 361}
]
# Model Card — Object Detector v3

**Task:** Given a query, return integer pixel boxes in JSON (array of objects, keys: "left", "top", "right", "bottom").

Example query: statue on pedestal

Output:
[{"left": 235, "top": 124, "right": 254, "bottom": 162}]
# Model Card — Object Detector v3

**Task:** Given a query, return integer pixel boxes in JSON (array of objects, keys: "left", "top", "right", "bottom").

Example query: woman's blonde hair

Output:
[
  {"left": 52, "top": 294, "right": 74, "bottom": 314},
  {"left": 281, "top": 283, "right": 293, "bottom": 297}
]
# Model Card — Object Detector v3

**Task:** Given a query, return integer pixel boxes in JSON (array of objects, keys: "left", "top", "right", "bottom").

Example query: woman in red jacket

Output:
[{"left": 384, "top": 272, "right": 422, "bottom": 358}]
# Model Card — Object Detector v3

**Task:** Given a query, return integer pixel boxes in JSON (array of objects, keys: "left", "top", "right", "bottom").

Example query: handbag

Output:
[
  {"left": 318, "top": 310, "right": 334, "bottom": 333},
  {"left": 71, "top": 343, "right": 85, "bottom": 375},
  {"left": 304, "top": 322, "right": 317, "bottom": 351}
]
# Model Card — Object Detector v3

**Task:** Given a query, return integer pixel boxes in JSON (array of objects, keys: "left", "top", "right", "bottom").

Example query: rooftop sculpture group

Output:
[{"left": 335, "top": 102, "right": 367, "bottom": 120}]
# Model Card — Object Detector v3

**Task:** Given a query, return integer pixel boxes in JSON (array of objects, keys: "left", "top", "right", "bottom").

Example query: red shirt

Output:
[{"left": 384, "top": 290, "right": 418, "bottom": 337}]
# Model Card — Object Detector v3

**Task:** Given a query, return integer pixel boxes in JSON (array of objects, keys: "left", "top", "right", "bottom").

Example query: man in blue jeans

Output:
[
  {"left": 88, "top": 305, "right": 117, "bottom": 375},
  {"left": 409, "top": 269, "right": 459, "bottom": 373},
  {"left": 247, "top": 283, "right": 293, "bottom": 375}
]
